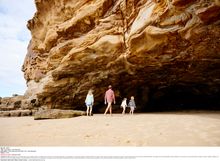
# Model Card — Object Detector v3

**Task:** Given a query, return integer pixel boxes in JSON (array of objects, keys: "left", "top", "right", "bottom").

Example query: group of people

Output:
[{"left": 85, "top": 85, "right": 136, "bottom": 116}]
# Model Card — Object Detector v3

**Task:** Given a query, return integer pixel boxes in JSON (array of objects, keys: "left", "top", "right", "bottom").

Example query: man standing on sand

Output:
[{"left": 104, "top": 85, "right": 116, "bottom": 115}]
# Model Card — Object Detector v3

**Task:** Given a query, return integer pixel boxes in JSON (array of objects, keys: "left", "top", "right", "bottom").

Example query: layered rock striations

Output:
[
  {"left": 22, "top": 0, "right": 220, "bottom": 111},
  {"left": 0, "top": 95, "right": 37, "bottom": 117}
]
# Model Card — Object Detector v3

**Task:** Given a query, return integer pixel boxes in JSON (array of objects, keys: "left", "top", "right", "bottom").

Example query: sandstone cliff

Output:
[{"left": 22, "top": 0, "right": 220, "bottom": 111}]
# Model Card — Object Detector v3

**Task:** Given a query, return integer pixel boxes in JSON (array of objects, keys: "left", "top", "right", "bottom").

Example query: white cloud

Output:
[{"left": 0, "top": 0, "right": 36, "bottom": 97}]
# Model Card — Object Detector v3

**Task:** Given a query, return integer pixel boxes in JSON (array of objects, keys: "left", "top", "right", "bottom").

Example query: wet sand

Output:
[{"left": 0, "top": 112, "right": 220, "bottom": 146}]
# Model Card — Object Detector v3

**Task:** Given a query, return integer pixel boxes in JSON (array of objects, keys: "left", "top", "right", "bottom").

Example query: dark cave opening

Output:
[
  {"left": 144, "top": 85, "right": 220, "bottom": 112},
  {"left": 92, "top": 84, "right": 220, "bottom": 113}
]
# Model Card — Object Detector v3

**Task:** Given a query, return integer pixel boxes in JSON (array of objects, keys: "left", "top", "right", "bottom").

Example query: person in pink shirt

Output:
[{"left": 104, "top": 85, "right": 116, "bottom": 115}]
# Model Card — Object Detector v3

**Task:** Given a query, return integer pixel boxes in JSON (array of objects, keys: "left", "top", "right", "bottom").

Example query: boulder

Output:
[
  {"left": 0, "top": 96, "right": 26, "bottom": 111},
  {"left": 20, "top": 110, "right": 32, "bottom": 116},
  {"left": 31, "top": 109, "right": 38, "bottom": 115},
  {"left": 34, "top": 109, "right": 86, "bottom": 120},
  {"left": 9, "top": 110, "right": 21, "bottom": 117},
  {"left": 0, "top": 111, "right": 10, "bottom": 117},
  {"left": 0, "top": 110, "right": 33, "bottom": 117},
  {"left": 0, "top": 105, "right": 15, "bottom": 111}
]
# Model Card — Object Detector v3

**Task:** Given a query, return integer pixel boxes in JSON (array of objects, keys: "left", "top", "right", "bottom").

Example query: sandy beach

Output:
[{"left": 0, "top": 111, "right": 220, "bottom": 146}]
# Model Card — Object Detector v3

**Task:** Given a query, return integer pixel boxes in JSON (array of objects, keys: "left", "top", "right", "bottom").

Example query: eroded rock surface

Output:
[
  {"left": 22, "top": 0, "right": 220, "bottom": 111},
  {"left": 0, "top": 95, "right": 38, "bottom": 117},
  {"left": 34, "top": 109, "right": 86, "bottom": 120}
]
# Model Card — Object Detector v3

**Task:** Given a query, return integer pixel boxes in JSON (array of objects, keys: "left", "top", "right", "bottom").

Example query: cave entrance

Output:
[
  {"left": 145, "top": 85, "right": 220, "bottom": 112},
  {"left": 91, "top": 84, "right": 220, "bottom": 113}
]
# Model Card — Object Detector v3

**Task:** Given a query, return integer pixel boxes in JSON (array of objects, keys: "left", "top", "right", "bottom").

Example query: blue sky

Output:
[{"left": 0, "top": 0, "right": 36, "bottom": 97}]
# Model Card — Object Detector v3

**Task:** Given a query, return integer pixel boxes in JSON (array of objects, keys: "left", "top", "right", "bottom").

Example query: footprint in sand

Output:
[{"left": 85, "top": 134, "right": 91, "bottom": 138}]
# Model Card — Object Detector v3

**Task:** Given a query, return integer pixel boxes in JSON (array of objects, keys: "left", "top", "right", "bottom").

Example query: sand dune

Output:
[{"left": 0, "top": 111, "right": 220, "bottom": 146}]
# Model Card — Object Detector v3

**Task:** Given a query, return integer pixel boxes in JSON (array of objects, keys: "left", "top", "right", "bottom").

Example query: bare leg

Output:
[
  {"left": 104, "top": 102, "right": 111, "bottom": 115},
  {"left": 104, "top": 107, "right": 109, "bottom": 115},
  {"left": 122, "top": 107, "right": 125, "bottom": 115},
  {"left": 131, "top": 107, "right": 134, "bottom": 115},
  {"left": 86, "top": 106, "right": 89, "bottom": 116},
  {"left": 110, "top": 106, "right": 112, "bottom": 116},
  {"left": 89, "top": 106, "right": 93, "bottom": 116}
]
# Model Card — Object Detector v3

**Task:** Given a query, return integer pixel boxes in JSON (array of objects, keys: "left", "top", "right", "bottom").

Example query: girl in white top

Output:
[
  {"left": 120, "top": 98, "right": 127, "bottom": 115},
  {"left": 85, "top": 89, "right": 94, "bottom": 116}
]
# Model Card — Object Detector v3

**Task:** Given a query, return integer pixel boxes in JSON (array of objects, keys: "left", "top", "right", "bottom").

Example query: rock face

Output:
[
  {"left": 22, "top": 0, "right": 220, "bottom": 111},
  {"left": 0, "top": 95, "right": 37, "bottom": 117}
]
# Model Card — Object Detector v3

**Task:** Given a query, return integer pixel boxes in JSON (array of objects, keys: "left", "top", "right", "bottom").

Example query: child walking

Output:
[
  {"left": 128, "top": 96, "right": 136, "bottom": 115},
  {"left": 85, "top": 89, "right": 94, "bottom": 116},
  {"left": 120, "top": 98, "right": 127, "bottom": 115}
]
